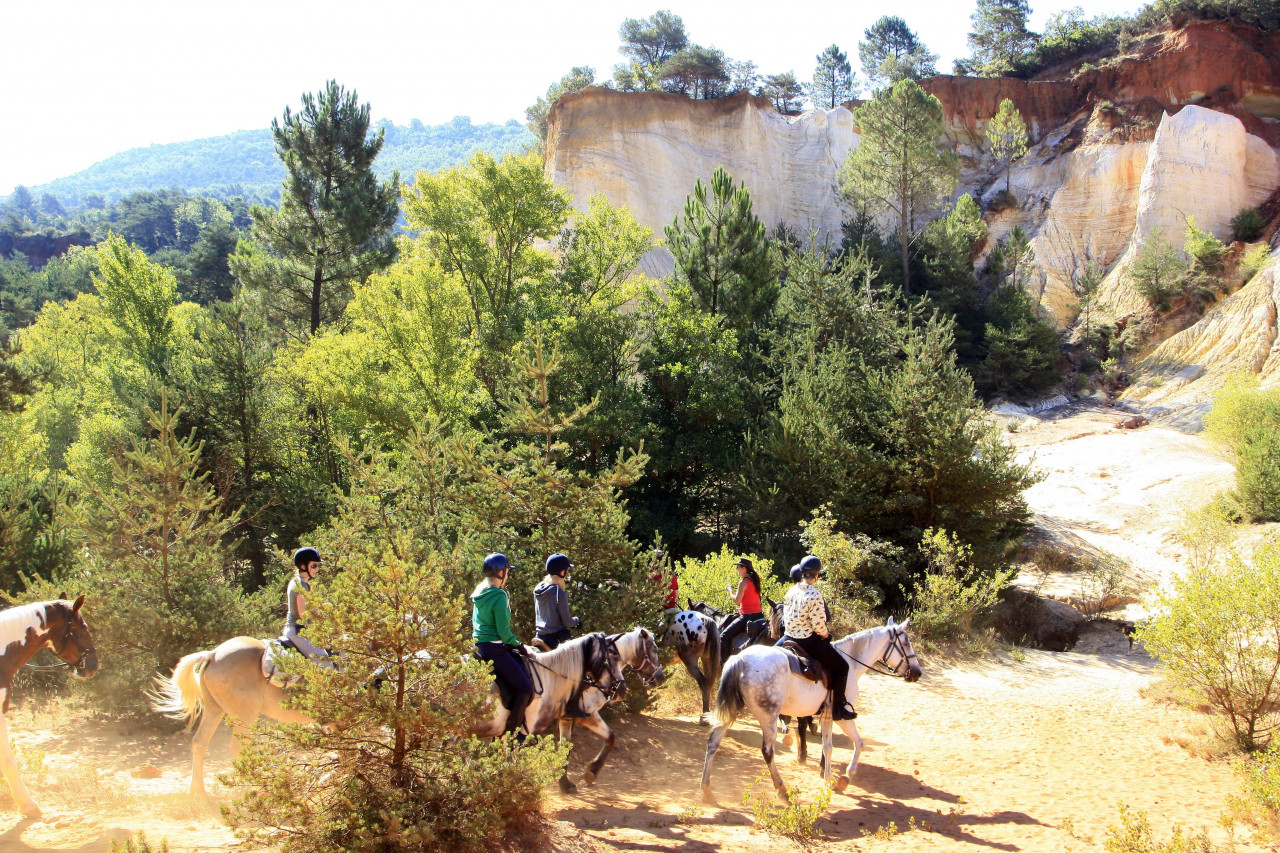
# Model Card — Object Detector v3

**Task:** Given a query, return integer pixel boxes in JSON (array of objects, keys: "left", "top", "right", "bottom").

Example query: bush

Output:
[
  {"left": 1240, "top": 244, "right": 1272, "bottom": 283},
  {"left": 676, "top": 545, "right": 786, "bottom": 614},
  {"left": 1230, "top": 743, "right": 1280, "bottom": 842},
  {"left": 908, "top": 528, "right": 1014, "bottom": 643},
  {"left": 1183, "top": 217, "right": 1228, "bottom": 275},
  {"left": 110, "top": 833, "right": 169, "bottom": 853},
  {"left": 1205, "top": 378, "right": 1280, "bottom": 522},
  {"left": 742, "top": 772, "right": 831, "bottom": 843},
  {"left": 225, "top": 453, "right": 570, "bottom": 853},
  {"left": 1232, "top": 207, "right": 1267, "bottom": 242},
  {"left": 1139, "top": 536, "right": 1280, "bottom": 751},
  {"left": 1130, "top": 229, "right": 1187, "bottom": 312},
  {"left": 1104, "top": 802, "right": 1225, "bottom": 853},
  {"left": 800, "top": 507, "right": 899, "bottom": 619}
]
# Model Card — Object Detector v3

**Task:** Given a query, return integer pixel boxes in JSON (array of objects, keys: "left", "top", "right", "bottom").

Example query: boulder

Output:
[{"left": 994, "top": 588, "right": 1086, "bottom": 651}]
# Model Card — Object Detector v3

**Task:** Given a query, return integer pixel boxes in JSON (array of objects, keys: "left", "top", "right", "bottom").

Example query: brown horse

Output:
[{"left": 0, "top": 596, "right": 98, "bottom": 817}]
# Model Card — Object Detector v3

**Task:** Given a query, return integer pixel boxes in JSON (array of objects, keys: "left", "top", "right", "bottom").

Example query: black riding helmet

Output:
[{"left": 293, "top": 546, "right": 322, "bottom": 568}]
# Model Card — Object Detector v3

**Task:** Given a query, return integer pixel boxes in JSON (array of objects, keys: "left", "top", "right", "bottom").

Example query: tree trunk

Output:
[
  {"left": 900, "top": 218, "right": 911, "bottom": 296},
  {"left": 310, "top": 263, "right": 323, "bottom": 334}
]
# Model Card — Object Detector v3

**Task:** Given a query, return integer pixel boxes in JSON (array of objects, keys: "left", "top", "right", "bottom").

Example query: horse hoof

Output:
[
  {"left": 775, "top": 788, "right": 790, "bottom": 804},
  {"left": 834, "top": 776, "right": 849, "bottom": 793},
  {"left": 558, "top": 778, "right": 577, "bottom": 794},
  {"left": 583, "top": 771, "right": 597, "bottom": 787},
  {"left": 698, "top": 715, "right": 710, "bottom": 727},
  {"left": 782, "top": 733, "right": 794, "bottom": 748},
  {"left": 797, "top": 757, "right": 806, "bottom": 766},
  {"left": 19, "top": 804, "right": 41, "bottom": 819},
  {"left": 701, "top": 788, "right": 717, "bottom": 807}
]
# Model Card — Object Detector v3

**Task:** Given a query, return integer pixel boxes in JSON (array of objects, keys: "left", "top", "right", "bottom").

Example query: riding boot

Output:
[
  {"left": 505, "top": 690, "right": 532, "bottom": 741},
  {"left": 565, "top": 688, "right": 592, "bottom": 719}
]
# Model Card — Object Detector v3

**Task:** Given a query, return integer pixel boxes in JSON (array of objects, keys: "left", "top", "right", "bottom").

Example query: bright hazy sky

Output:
[{"left": 3, "top": 0, "right": 1145, "bottom": 196}]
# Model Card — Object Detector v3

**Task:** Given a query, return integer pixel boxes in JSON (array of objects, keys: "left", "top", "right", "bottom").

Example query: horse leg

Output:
[
  {"left": 753, "top": 710, "right": 788, "bottom": 802},
  {"left": 834, "top": 716, "right": 864, "bottom": 792},
  {"left": 699, "top": 718, "right": 734, "bottom": 806},
  {"left": 556, "top": 719, "right": 577, "bottom": 794},
  {"left": 0, "top": 712, "right": 39, "bottom": 818},
  {"left": 574, "top": 713, "right": 615, "bottom": 787},
  {"left": 796, "top": 716, "right": 809, "bottom": 766},
  {"left": 682, "top": 649, "right": 710, "bottom": 725},
  {"left": 780, "top": 714, "right": 793, "bottom": 747},
  {"left": 188, "top": 696, "right": 224, "bottom": 797}
]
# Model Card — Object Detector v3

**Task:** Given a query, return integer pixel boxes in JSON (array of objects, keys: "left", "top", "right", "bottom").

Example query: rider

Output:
[
  {"left": 472, "top": 553, "right": 533, "bottom": 741},
  {"left": 780, "top": 555, "right": 855, "bottom": 720},
  {"left": 719, "top": 557, "right": 763, "bottom": 659},
  {"left": 283, "top": 547, "right": 332, "bottom": 666},
  {"left": 534, "top": 553, "right": 581, "bottom": 649}
]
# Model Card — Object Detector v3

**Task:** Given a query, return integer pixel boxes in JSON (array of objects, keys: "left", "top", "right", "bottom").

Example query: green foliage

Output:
[
  {"left": 1205, "top": 378, "right": 1280, "bottom": 521},
  {"left": 526, "top": 66, "right": 595, "bottom": 142},
  {"left": 613, "top": 10, "right": 688, "bottom": 91},
  {"left": 840, "top": 79, "right": 958, "bottom": 294},
  {"left": 1240, "top": 244, "right": 1272, "bottom": 283},
  {"left": 958, "top": 0, "right": 1040, "bottom": 77},
  {"left": 665, "top": 167, "right": 776, "bottom": 332},
  {"left": 1139, "top": 535, "right": 1280, "bottom": 751},
  {"left": 233, "top": 80, "right": 399, "bottom": 336},
  {"left": 859, "top": 16, "right": 938, "bottom": 92},
  {"left": 799, "top": 509, "right": 892, "bottom": 627},
  {"left": 675, "top": 545, "right": 786, "bottom": 614},
  {"left": 810, "top": 44, "right": 855, "bottom": 109},
  {"left": 978, "top": 282, "right": 1062, "bottom": 401},
  {"left": 1131, "top": 229, "right": 1188, "bottom": 312},
  {"left": 1229, "top": 742, "right": 1280, "bottom": 841},
  {"left": 1104, "top": 802, "right": 1225, "bottom": 853},
  {"left": 109, "top": 832, "right": 169, "bottom": 853},
  {"left": 658, "top": 45, "right": 730, "bottom": 99},
  {"left": 403, "top": 150, "right": 571, "bottom": 404},
  {"left": 93, "top": 235, "right": 177, "bottom": 379},
  {"left": 0, "top": 410, "right": 72, "bottom": 592},
  {"left": 987, "top": 99, "right": 1029, "bottom": 193},
  {"left": 1183, "top": 216, "right": 1228, "bottom": 274},
  {"left": 225, "top": 455, "right": 568, "bottom": 852},
  {"left": 1008, "top": 9, "right": 1130, "bottom": 78},
  {"left": 909, "top": 527, "right": 1013, "bottom": 642},
  {"left": 742, "top": 772, "right": 831, "bottom": 843},
  {"left": 1232, "top": 207, "right": 1267, "bottom": 242},
  {"left": 33, "top": 396, "right": 267, "bottom": 714},
  {"left": 759, "top": 72, "right": 805, "bottom": 114}
]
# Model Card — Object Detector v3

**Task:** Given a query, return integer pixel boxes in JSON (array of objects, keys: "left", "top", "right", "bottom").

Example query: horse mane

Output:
[
  {"left": 0, "top": 601, "right": 51, "bottom": 654},
  {"left": 835, "top": 624, "right": 890, "bottom": 662},
  {"left": 534, "top": 632, "right": 601, "bottom": 681}
]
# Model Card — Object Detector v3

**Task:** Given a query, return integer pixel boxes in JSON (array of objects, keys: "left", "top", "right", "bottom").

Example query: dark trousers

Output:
[
  {"left": 536, "top": 628, "right": 572, "bottom": 649},
  {"left": 788, "top": 633, "right": 853, "bottom": 718},
  {"left": 476, "top": 641, "right": 533, "bottom": 733},
  {"left": 721, "top": 612, "right": 763, "bottom": 657}
]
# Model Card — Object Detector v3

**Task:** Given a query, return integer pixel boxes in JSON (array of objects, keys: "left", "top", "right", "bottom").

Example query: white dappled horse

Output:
[{"left": 700, "top": 618, "right": 921, "bottom": 805}]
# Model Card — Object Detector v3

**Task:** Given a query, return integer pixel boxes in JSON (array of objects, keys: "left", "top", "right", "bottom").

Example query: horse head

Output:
[
  {"left": 885, "top": 617, "right": 921, "bottom": 683},
  {"left": 585, "top": 633, "right": 627, "bottom": 702},
  {"left": 689, "top": 600, "right": 728, "bottom": 622},
  {"left": 768, "top": 598, "right": 785, "bottom": 639},
  {"left": 48, "top": 595, "right": 98, "bottom": 678},
  {"left": 610, "top": 627, "right": 666, "bottom": 687}
]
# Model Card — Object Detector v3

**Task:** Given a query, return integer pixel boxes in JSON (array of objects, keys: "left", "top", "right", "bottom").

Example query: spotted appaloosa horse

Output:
[
  {"left": 659, "top": 601, "right": 721, "bottom": 725},
  {"left": 0, "top": 596, "right": 98, "bottom": 817}
]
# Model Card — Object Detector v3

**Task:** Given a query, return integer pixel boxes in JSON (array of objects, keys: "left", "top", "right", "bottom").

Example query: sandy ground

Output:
[{"left": 0, "top": 403, "right": 1259, "bottom": 852}]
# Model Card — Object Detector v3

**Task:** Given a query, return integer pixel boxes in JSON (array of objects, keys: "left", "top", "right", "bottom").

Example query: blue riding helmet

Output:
[
  {"left": 789, "top": 564, "right": 802, "bottom": 582},
  {"left": 799, "top": 555, "right": 822, "bottom": 575},
  {"left": 292, "top": 546, "right": 322, "bottom": 567},
  {"left": 483, "top": 553, "right": 510, "bottom": 574},
  {"left": 545, "top": 553, "right": 573, "bottom": 576}
]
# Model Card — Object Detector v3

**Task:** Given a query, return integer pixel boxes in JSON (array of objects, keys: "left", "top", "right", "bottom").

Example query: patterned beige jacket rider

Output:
[{"left": 782, "top": 583, "right": 829, "bottom": 639}]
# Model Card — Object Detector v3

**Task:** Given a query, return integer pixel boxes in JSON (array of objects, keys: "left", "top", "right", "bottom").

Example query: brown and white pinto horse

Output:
[{"left": 0, "top": 596, "right": 98, "bottom": 817}]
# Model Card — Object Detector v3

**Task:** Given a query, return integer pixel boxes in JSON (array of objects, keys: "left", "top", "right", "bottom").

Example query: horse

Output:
[
  {"left": 471, "top": 632, "right": 628, "bottom": 793},
  {"left": 658, "top": 600, "right": 722, "bottom": 725},
  {"left": 689, "top": 598, "right": 777, "bottom": 659},
  {"left": 608, "top": 626, "right": 666, "bottom": 689},
  {"left": 700, "top": 618, "right": 921, "bottom": 805},
  {"left": 0, "top": 596, "right": 98, "bottom": 817}
]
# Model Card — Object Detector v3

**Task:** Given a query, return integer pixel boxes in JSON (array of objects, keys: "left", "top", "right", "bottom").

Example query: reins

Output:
[
  {"left": 526, "top": 636, "right": 624, "bottom": 701},
  {"left": 840, "top": 628, "right": 917, "bottom": 680},
  {"left": 23, "top": 613, "right": 95, "bottom": 673}
]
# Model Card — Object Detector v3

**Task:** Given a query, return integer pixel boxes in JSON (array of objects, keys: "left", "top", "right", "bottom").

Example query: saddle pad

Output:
[
  {"left": 261, "top": 638, "right": 298, "bottom": 686},
  {"left": 780, "top": 641, "right": 828, "bottom": 687}
]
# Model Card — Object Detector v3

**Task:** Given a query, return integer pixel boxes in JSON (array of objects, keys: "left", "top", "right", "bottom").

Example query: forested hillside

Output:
[{"left": 20, "top": 116, "right": 533, "bottom": 206}]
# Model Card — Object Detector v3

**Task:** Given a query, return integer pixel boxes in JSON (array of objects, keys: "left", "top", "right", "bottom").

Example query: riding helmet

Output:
[
  {"left": 546, "top": 553, "right": 573, "bottom": 576},
  {"left": 799, "top": 554, "right": 822, "bottom": 576},
  {"left": 292, "top": 546, "right": 322, "bottom": 568},
  {"left": 789, "top": 564, "right": 802, "bottom": 582},
  {"left": 483, "top": 553, "right": 510, "bottom": 575}
]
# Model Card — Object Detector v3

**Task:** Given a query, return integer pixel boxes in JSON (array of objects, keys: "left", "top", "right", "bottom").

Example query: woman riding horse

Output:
[
  {"left": 471, "top": 552, "right": 533, "bottom": 742},
  {"left": 719, "top": 557, "right": 763, "bottom": 660}
]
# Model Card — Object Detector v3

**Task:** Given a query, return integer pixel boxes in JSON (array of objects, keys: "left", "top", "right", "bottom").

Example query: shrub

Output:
[
  {"left": 676, "top": 545, "right": 786, "bottom": 615},
  {"left": 1183, "top": 217, "right": 1228, "bottom": 275},
  {"left": 1230, "top": 743, "right": 1280, "bottom": 842},
  {"left": 742, "top": 772, "right": 830, "bottom": 843},
  {"left": 1104, "top": 802, "right": 1224, "bottom": 853},
  {"left": 800, "top": 507, "right": 900, "bottom": 619},
  {"left": 110, "top": 833, "right": 169, "bottom": 853},
  {"left": 909, "top": 528, "right": 1014, "bottom": 643},
  {"left": 1130, "top": 229, "right": 1187, "bottom": 312},
  {"left": 1232, "top": 207, "right": 1267, "bottom": 243},
  {"left": 1205, "top": 378, "right": 1280, "bottom": 522},
  {"left": 1240, "top": 244, "right": 1272, "bottom": 283},
  {"left": 1139, "top": 536, "right": 1280, "bottom": 751}
]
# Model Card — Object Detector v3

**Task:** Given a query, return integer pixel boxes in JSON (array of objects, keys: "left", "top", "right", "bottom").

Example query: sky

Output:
[{"left": 3, "top": 0, "right": 1146, "bottom": 196}]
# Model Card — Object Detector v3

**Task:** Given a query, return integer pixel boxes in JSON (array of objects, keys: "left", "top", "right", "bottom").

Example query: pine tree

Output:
[
  {"left": 810, "top": 45, "right": 855, "bottom": 109},
  {"left": 232, "top": 81, "right": 399, "bottom": 336},
  {"left": 526, "top": 66, "right": 595, "bottom": 142},
  {"left": 839, "top": 80, "right": 959, "bottom": 295},
  {"left": 859, "top": 16, "right": 938, "bottom": 92},
  {"left": 613, "top": 11, "right": 688, "bottom": 90},
  {"left": 665, "top": 167, "right": 777, "bottom": 331},
  {"left": 987, "top": 98, "right": 1029, "bottom": 193},
  {"left": 959, "top": 0, "right": 1040, "bottom": 77},
  {"left": 759, "top": 72, "right": 806, "bottom": 113}
]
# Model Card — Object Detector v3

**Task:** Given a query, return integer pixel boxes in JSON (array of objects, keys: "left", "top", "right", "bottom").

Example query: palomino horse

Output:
[
  {"left": 472, "top": 632, "right": 628, "bottom": 793},
  {"left": 0, "top": 596, "right": 98, "bottom": 816},
  {"left": 700, "top": 618, "right": 921, "bottom": 805},
  {"left": 658, "top": 601, "right": 721, "bottom": 725}
]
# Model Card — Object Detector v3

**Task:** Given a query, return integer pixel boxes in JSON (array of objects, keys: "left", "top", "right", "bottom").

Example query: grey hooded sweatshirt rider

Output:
[{"left": 534, "top": 580, "right": 581, "bottom": 634}]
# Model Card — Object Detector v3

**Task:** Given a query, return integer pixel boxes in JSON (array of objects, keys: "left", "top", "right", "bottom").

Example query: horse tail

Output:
[
  {"left": 707, "top": 617, "right": 723, "bottom": 683},
  {"left": 713, "top": 655, "right": 746, "bottom": 728},
  {"left": 149, "top": 650, "right": 214, "bottom": 730}
]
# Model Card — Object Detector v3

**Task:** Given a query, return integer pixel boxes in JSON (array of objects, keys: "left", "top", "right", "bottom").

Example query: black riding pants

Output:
[
  {"left": 789, "top": 633, "right": 852, "bottom": 716},
  {"left": 721, "top": 612, "right": 763, "bottom": 656},
  {"left": 476, "top": 641, "right": 533, "bottom": 732},
  {"left": 536, "top": 627, "right": 573, "bottom": 649}
]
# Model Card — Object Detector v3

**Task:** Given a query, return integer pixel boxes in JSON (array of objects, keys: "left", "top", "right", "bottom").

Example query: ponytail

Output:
[{"left": 746, "top": 567, "right": 762, "bottom": 596}]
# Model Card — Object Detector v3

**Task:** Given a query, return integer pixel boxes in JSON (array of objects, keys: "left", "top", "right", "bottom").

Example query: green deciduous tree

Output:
[
  {"left": 958, "top": 0, "right": 1040, "bottom": 77},
  {"left": 839, "top": 80, "right": 959, "bottom": 295},
  {"left": 810, "top": 45, "right": 855, "bottom": 109},
  {"left": 93, "top": 234, "right": 177, "bottom": 380},
  {"left": 232, "top": 81, "right": 399, "bottom": 336},
  {"left": 526, "top": 66, "right": 596, "bottom": 143},
  {"left": 859, "top": 16, "right": 938, "bottom": 92},
  {"left": 665, "top": 167, "right": 776, "bottom": 332},
  {"left": 1206, "top": 378, "right": 1280, "bottom": 522},
  {"left": 613, "top": 10, "right": 689, "bottom": 91},
  {"left": 402, "top": 151, "right": 572, "bottom": 404},
  {"left": 987, "top": 98, "right": 1029, "bottom": 192}
]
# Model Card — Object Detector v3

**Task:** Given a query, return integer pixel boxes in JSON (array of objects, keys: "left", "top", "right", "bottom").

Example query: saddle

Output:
[
  {"left": 261, "top": 638, "right": 298, "bottom": 687},
  {"left": 477, "top": 646, "right": 538, "bottom": 711},
  {"left": 780, "top": 641, "right": 829, "bottom": 688}
]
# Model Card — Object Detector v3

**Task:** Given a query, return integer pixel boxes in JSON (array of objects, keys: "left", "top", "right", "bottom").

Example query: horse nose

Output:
[
  {"left": 907, "top": 664, "right": 922, "bottom": 683},
  {"left": 79, "top": 654, "right": 100, "bottom": 679}
]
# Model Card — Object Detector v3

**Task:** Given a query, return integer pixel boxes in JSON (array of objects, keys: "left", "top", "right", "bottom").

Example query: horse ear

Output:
[
  {"left": 900, "top": 617, "right": 910, "bottom": 629},
  {"left": 72, "top": 594, "right": 85, "bottom": 612},
  {"left": 687, "top": 597, "right": 694, "bottom": 611},
  {"left": 887, "top": 615, "right": 896, "bottom": 627},
  {"left": 59, "top": 591, "right": 67, "bottom": 601}
]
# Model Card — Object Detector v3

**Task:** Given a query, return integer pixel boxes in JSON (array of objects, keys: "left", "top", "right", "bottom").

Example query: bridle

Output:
[
  {"left": 24, "top": 610, "right": 96, "bottom": 673},
  {"left": 610, "top": 629, "right": 663, "bottom": 687},
  {"left": 528, "top": 635, "right": 626, "bottom": 702},
  {"left": 842, "top": 626, "right": 918, "bottom": 679}
]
